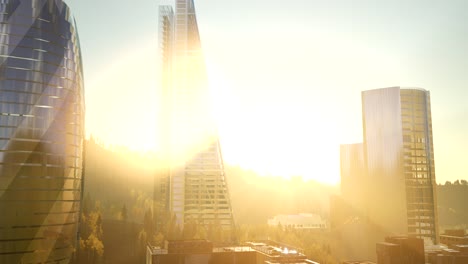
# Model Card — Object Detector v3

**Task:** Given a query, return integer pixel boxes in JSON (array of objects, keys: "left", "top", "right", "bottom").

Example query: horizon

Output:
[{"left": 85, "top": 138, "right": 467, "bottom": 187}]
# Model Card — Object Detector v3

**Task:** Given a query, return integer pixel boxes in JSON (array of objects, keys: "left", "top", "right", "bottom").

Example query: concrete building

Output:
[
  {"left": 267, "top": 214, "right": 327, "bottom": 229},
  {"left": 154, "top": 0, "right": 235, "bottom": 233},
  {"left": 342, "top": 261, "right": 376, "bottom": 264},
  {"left": 376, "top": 236, "right": 425, "bottom": 264},
  {"left": 375, "top": 235, "right": 468, "bottom": 264},
  {"left": 147, "top": 240, "right": 320, "bottom": 264},
  {"left": 440, "top": 229, "right": 468, "bottom": 247},
  {"left": 426, "top": 244, "right": 468, "bottom": 264},
  {"left": 343, "top": 235, "right": 468, "bottom": 264},
  {"left": 426, "top": 229, "right": 468, "bottom": 263},
  {"left": 0, "top": 0, "right": 85, "bottom": 263}
]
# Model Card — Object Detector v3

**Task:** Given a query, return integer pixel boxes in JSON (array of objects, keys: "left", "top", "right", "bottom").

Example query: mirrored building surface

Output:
[
  {"left": 0, "top": 0, "right": 84, "bottom": 263},
  {"left": 354, "top": 87, "right": 439, "bottom": 243},
  {"left": 155, "top": 0, "right": 235, "bottom": 234}
]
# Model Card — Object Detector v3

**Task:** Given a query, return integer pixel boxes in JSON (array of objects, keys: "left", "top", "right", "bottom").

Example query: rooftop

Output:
[{"left": 147, "top": 240, "right": 320, "bottom": 264}]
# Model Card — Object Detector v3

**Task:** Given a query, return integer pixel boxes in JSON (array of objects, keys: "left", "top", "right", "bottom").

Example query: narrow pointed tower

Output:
[{"left": 154, "top": 0, "right": 235, "bottom": 235}]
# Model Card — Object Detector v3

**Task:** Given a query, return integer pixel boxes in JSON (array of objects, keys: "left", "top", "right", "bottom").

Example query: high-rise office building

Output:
[
  {"left": 340, "top": 87, "right": 438, "bottom": 245},
  {"left": 0, "top": 1, "right": 85, "bottom": 263},
  {"left": 361, "top": 87, "right": 439, "bottom": 243},
  {"left": 155, "top": 0, "right": 234, "bottom": 233}
]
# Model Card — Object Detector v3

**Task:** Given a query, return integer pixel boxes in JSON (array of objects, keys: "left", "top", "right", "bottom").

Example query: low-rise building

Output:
[
  {"left": 246, "top": 241, "right": 319, "bottom": 264},
  {"left": 146, "top": 240, "right": 320, "bottom": 264},
  {"left": 341, "top": 261, "right": 376, "bottom": 264},
  {"left": 440, "top": 229, "right": 468, "bottom": 247},
  {"left": 376, "top": 236, "right": 425, "bottom": 264},
  {"left": 426, "top": 247, "right": 468, "bottom": 264},
  {"left": 426, "top": 231, "right": 468, "bottom": 264}
]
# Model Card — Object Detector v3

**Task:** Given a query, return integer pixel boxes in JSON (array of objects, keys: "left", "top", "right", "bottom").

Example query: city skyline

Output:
[{"left": 66, "top": 0, "right": 468, "bottom": 184}]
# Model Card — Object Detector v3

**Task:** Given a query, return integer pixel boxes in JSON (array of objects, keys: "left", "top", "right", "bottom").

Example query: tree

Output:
[
  {"left": 167, "top": 213, "right": 181, "bottom": 240},
  {"left": 274, "top": 222, "right": 283, "bottom": 241},
  {"left": 137, "top": 229, "right": 148, "bottom": 263},
  {"left": 85, "top": 233, "right": 104, "bottom": 263},
  {"left": 121, "top": 204, "right": 128, "bottom": 221},
  {"left": 83, "top": 193, "right": 92, "bottom": 216},
  {"left": 194, "top": 225, "right": 208, "bottom": 240},
  {"left": 78, "top": 209, "right": 104, "bottom": 264},
  {"left": 183, "top": 220, "right": 198, "bottom": 239},
  {"left": 143, "top": 209, "right": 154, "bottom": 243},
  {"left": 154, "top": 232, "right": 165, "bottom": 247},
  {"left": 207, "top": 218, "right": 223, "bottom": 243}
]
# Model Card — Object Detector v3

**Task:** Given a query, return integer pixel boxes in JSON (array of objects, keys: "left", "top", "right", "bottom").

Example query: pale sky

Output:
[{"left": 66, "top": 0, "right": 468, "bottom": 184}]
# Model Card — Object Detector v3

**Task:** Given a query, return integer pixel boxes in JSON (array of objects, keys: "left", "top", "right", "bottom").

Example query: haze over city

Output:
[
  {"left": 1, "top": 1, "right": 467, "bottom": 264},
  {"left": 65, "top": 0, "right": 468, "bottom": 184}
]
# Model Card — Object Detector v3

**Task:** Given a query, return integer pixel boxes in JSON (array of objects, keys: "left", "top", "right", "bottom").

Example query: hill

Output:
[{"left": 437, "top": 180, "right": 468, "bottom": 229}]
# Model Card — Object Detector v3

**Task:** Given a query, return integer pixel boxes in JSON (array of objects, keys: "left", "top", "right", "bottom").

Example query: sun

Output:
[{"left": 206, "top": 61, "right": 340, "bottom": 185}]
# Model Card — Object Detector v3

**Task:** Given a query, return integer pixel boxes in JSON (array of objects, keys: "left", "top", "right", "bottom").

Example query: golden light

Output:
[
  {"left": 206, "top": 60, "right": 340, "bottom": 184},
  {"left": 85, "top": 36, "right": 158, "bottom": 152}
]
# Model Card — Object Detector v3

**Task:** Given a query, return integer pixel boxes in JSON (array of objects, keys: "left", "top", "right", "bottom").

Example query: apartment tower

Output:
[
  {"left": 362, "top": 87, "right": 439, "bottom": 243},
  {"left": 342, "top": 87, "right": 439, "bottom": 244},
  {"left": 0, "top": 0, "right": 85, "bottom": 263},
  {"left": 154, "top": 0, "right": 235, "bottom": 234}
]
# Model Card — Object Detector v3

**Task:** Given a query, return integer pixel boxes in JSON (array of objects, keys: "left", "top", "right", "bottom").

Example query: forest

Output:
[
  {"left": 72, "top": 139, "right": 467, "bottom": 264},
  {"left": 437, "top": 180, "right": 468, "bottom": 230}
]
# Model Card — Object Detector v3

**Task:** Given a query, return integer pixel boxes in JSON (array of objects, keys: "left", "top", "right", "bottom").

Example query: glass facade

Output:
[
  {"left": 360, "top": 87, "right": 439, "bottom": 244},
  {"left": 154, "top": 5, "right": 174, "bottom": 232},
  {"left": 0, "top": 1, "right": 84, "bottom": 263},
  {"left": 155, "top": 0, "right": 234, "bottom": 232},
  {"left": 400, "top": 89, "right": 438, "bottom": 242},
  {"left": 361, "top": 87, "right": 408, "bottom": 237}
]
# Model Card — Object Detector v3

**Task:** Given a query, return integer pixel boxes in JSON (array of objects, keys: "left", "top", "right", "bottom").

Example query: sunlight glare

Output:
[
  {"left": 85, "top": 37, "right": 158, "bottom": 152},
  {"left": 206, "top": 61, "right": 340, "bottom": 184}
]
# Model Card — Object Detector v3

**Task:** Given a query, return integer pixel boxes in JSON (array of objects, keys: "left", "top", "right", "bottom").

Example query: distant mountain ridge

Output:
[
  {"left": 225, "top": 166, "right": 339, "bottom": 225},
  {"left": 83, "top": 139, "right": 468, "bottom": 229},
  {"left": 84, "top": 139, "right": 339, "bottom": 224}
]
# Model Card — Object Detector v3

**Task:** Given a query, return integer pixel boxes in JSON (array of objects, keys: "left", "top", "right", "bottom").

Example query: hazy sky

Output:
[{"left": 66, "top": 0, "right": 468, "bottom": 184}]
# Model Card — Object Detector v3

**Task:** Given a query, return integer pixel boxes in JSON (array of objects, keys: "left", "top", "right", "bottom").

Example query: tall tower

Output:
[
  {"left": 361, "top": 87, "right": 439, "bottom": 243},
  {"left": 155, "top": 0, "right": 235, "bottom": 234},
  {"left": 0, "top": 0, "right": 85, "bottom": 263}
]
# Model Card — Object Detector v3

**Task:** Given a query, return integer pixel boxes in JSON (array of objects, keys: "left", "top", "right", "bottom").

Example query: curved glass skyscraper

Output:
[{"left": 0, "top": 1, "right": 84, "bottom": 263}]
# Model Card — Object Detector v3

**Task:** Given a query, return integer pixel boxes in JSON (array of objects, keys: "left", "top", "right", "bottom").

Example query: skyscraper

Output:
[
  {"left": 0, "top": 1, "right": 85, "bottom": 263},
  {"left": 362, "top": 87, "right": 439, "bottom": 243},
  {"left": 341, "top": 87, "right": 439, "bottom": 244},
  {"left": 155, "top": 0, "right": 234, "bottom": 234}
]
